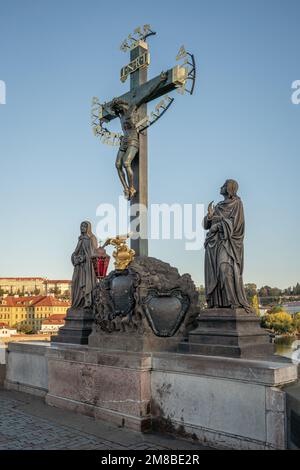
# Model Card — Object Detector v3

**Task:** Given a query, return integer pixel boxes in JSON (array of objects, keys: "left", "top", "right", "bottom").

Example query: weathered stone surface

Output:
[
  {"left": 187, "top": 308, "right": 275, "bottom": 358},
  {"left": 152, "top": 353, "right": 298, "bottom": 386},
  {"left": 266, "top": 387, "right": 286, "bottom": 412},
  {"left": 46, "top": 345, "right": 152, "bottom": 432},
  {"left": 151, "top": 370, "right": 267, "bottom": 442},
  {"left": 266, "top": 410, "right": 286, "bottom": 449},
  {"left": 89, "top": 256, "right": 199, "bottom": 352},
  {"left": 5, "top": 341, "right": 49, "bottom": 396}
]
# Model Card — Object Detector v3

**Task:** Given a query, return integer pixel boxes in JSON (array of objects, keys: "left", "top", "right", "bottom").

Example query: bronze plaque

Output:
[
  {"left": 110, "top": 272, "right": 136, "bottom": 317},
  {"left": 142, "top": 289, "right": 190, "bottom": 337}
]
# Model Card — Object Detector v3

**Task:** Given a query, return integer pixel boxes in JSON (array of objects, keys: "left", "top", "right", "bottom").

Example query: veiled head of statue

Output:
[
  {"left": 80, "top": 221, "right": 92, "bottom": 236},
  {"left": 222, "top": 179, "right": 239, "bottom": 198},
  {"left": 80, "top": 221, "right": 98, "bottom": 250}
]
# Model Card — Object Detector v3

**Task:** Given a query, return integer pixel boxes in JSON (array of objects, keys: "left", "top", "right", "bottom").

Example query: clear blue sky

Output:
[{"left": 0, "top": 0, "right": 299, "bottom": 288}]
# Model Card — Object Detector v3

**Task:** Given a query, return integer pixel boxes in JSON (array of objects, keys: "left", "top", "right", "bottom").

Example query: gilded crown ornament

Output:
[{"left": 103, "top": 234, "right": 135, "bottom": 270}]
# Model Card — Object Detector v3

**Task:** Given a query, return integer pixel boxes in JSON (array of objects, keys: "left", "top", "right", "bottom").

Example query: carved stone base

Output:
[
  {"left": 89, "top": 256, "right": 199, "bottom": 353},
  {"left": 186, "top": 308, "right": 275, "bottom": 358},
  {"left": 51, "top": 307, "right": 94, "bottom": 345},
  {"left": 46, "top": 345, "right": 152, "bottom": 432}
]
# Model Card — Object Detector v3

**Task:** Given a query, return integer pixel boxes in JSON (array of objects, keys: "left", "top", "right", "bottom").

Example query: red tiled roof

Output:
[
  {"left": 2, "top": 295, "right": 46, "bottom": 307},
  {"left": 48, "top": 314, "right": 66, "bottom": 320},
  {"left": 1, "top": 296, "right": 70, "bottom": 308},
  {"left": 42, "top": 314, "right": 66, "bottom": 325},
  {"left": 0, "top": 323, "right": 15, "bottom": 330},
  {"left": 35, "top": 297, "right": 70, "bottom": 307}
]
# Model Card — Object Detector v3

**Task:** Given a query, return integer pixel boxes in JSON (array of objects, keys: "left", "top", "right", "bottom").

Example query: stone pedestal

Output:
[
  {"left": 52, "top": 307, "right": 94, "bottom": 345},
  {"left": 187, "top": 308, "right": 275, "bottom": 358},
  {"left": 45, "top": 345, "right": 152, "bottom": 431}
]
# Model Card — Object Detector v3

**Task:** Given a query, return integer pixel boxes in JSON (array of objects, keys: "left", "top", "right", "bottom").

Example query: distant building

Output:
[
  {"left": 0, "top": 278, "right": 71, "bottom": 296},
  {"left": 282, "top": 302, "right": 300, "bottom": 317},
  {"left": 40, "top": 314, "right": 66, "bottom": 334},
  {"left": 44, "top": 280, "right": 71, "bottom": 295},
  {"left": 0, "top": 296, "right": 70, "bottom": 332},
  {"left": 0, "top": 323, "right": 17, "bottom": 338},
  {"left": 0, "top": 278, "right": 45, "bottom": 295}
]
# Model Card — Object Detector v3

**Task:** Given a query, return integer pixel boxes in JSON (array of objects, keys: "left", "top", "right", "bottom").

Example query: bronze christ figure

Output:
[{"left": 110, "top": 71, "right": 167, "bottom": 200}]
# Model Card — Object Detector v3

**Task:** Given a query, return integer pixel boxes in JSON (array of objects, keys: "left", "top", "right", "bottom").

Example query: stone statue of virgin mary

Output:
[{"left": 71, "top": 221, "right": 98, "bottom": 309}]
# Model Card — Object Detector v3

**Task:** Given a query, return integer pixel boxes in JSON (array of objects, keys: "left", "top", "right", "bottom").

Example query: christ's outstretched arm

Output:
[{"left": 134, "top": 71, "right": 168, "bottom": 108}]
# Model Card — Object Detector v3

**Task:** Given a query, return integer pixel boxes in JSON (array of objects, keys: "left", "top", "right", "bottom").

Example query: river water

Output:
[{"left": 275, "top": 337, "right": 300, "bottom": 363}]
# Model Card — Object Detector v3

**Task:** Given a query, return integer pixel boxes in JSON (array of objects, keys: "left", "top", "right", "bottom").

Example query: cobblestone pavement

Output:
[{"left": 0, "top": 389, "right": 211, "bottom": 450}]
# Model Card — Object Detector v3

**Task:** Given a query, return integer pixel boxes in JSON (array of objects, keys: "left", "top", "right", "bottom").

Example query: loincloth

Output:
[{"left": 119, "top": 136, "right": 139, "bottom": 152}]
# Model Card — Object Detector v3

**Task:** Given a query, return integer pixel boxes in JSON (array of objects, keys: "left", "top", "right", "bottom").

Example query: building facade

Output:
[
  {"left": 40, "top": 314, "right": 66, "bottom": 334},
  {"left": 0, "top": 296, "right": 70, "bottom": 332},
  {"left": 0, "top": 323, "right": 17, "bottom": 338}
]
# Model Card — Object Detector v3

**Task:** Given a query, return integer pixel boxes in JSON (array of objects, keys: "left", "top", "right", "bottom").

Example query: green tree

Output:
[
  {"left": 50, "top": 286, "right": 61, "bottom": 297},
  {"left": 293, "top": 283, "right": 300, "bottom": 295},
  {"left": 54, "top": 285, "right": 61, "bottom": 296},
  {"left": 269, "top": 287, "right": 282, "bottom": 297},
  {"left": 17, "top": 324, "right": 34, "bottom": 334},
  {"left": 244, "top": 283, "right": 257, "bottom": 300},
  {"left": 259, "top": 286, "right": 272, "bottom": 297},
  {"left": 62, "top": 290, "right": 71, "bottom": 300}
]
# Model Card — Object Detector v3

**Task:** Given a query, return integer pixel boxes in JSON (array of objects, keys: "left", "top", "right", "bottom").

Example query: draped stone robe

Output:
[
  {"left": 204, "top": 196, "right": 251, "bottom": 312},
  {"left": 71, "top": 234, "right": 97, "bottom": 309}
]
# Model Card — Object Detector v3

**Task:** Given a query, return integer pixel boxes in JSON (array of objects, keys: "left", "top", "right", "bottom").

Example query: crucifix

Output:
[{"left": 92, "top": 25, "right": 196, "bottom": 257}]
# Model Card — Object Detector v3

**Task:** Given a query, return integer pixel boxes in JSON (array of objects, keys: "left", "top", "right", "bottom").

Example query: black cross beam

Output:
[{"left": 103, "top": 41, "right": 185, "bottom": 257}]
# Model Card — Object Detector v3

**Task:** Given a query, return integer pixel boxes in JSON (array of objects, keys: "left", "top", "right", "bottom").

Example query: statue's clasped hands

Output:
[{"left": 74, "top": 254, "right": 86, "bottom": 265}]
